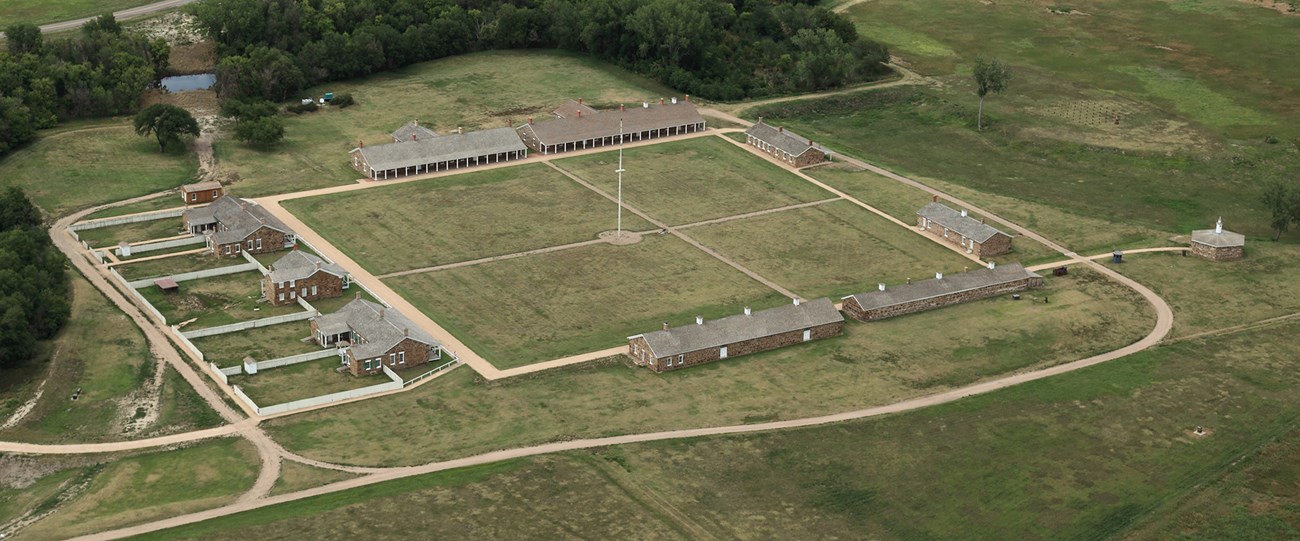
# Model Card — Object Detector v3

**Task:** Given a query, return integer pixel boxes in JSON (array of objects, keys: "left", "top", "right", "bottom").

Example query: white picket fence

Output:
[
  {"left": 255, "top": 348, "right": 338, "bottom": 370},
  {"left": 179, "top": 309, "right": 316, "bottom": 339},
  {"left": 172, "top": 325, "right": 206, "bottom": 362},
  {"left": 70, "top": 207, "right": 186, "bottom": 231},
  {"left": 209, "top": 363, "right": 229, "bottom": 385},
  {"left": 111, "top": 268, "right": 166, "bottom": 323},
  {"left": 126, "top": 262, "right": 258, "bottom": 289},
  {"left": 403, "top": 358, "right": 460, "bottom": 387},
  {"left": 120, "top": 235, "right": 203, "bottom": 256},
  {"left": 236, "top": 365, "right": 404, "bottom": 416}
]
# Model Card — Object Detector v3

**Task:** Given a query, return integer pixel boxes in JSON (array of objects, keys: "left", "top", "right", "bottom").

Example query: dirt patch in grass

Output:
[{"left": 169, "top": 41, "right": 216, "bottom": 75}]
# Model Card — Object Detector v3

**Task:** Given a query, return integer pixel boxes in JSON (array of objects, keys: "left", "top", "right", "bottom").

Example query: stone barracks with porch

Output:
[
  {"left": 182, "top": 195, "right": 297, "bottom": 257},
  {"left": 842, "top": 263, "right": 1043, "bottom": 322},
  {"left": 262, "top": 250, "right": 350, "bottom": 306},
  {"left": 311, "top": 297, "right": 443, "bottom": 377},
  {"left": 627, "top": 298, "right": 844, "bottom": 372},
  {"left": 1190, "top": 218, "right": 1245, "bottom": 261},
  {"left": 516, "top": 97, "right": 707, "bottom": 155},
  {"left": 350, "top": 125, "right": 528, "bottom": 180},
  {"left": 744, "top": 119, "right": 831, "bottom": 168},
  {"left": 917, "top": 201, "right": 1013, "bottom": 258}
]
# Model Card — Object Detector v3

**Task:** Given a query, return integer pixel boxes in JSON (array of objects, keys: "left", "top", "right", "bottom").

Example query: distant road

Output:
[{"left": 34, "top": 0, "right": 199, "bottom": 34}]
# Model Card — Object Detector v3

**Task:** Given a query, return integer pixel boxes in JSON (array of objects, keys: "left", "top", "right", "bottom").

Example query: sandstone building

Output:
[
  {"left": 350, "top": 126, "right": 528, "bottom": 180},
  {"left": 311, "top": 297, "right": 443, "bottom": 377},
  {"left": 842, "top": 263, "right": 1042, "bottom": 322},
  {"left": 517, "top": 97, "right": 707, "bottom": 155},
  {"left": 1190, "top": 218, "right": 1245, "bottom": 261},
  {"left": 262, "top": 250, "right": 350, "bottom": 306},
  {"left": 627, "top": 298, "right": 844, "bottom": 372},
  {"left": 917, "top": 201, "right": 1013, "bottom": 258},
  {"left": 181, "top": 195, "right": 296, "bottom": 257},
  {"left": 744, "top": 119, "right": 830, "bottom": 168}
]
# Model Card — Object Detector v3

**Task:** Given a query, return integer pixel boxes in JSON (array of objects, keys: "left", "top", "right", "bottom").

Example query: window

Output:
[
  {"left": 389, "top": 352, "right": 396, "bottom": 365},
  {"left": 677, "top": 355, "right": 684, "bottom": 365},
  {"left": 431, "top": 348, "right": 442, "bottom": 360},
  {"left": 190, "top": 192, "right": 197, "bottom": 201},
  {"left": 803, "top": 329, "right": 812, "bottom": 342},
  {"left": 666, "top": 357, "right": 673, "bottom": 367},
  {"left": 720, "top": 346, "right": 728, "bottom": 359},
  {"left": 255, "top": 238, "right": 262, "bottom": 250},
  {"left": 311, "top": 285, "right": 317, "bottom": 296},
  {"left": 277, "top": 293, "right": 284, "bottom": 302},
  {"left": 364, "top": 359, "right": 371, "bottom": 370},
  {"left": 300, "top": 287, "right": 307, "bottom": 297},
  {"left": 211, "top": 189, "right": 218, "bottom": 197},
  {"left": 246, "top": 240, "right": 253, "bottom": 250},
  {"left": 224, "top": 245, "right": 231, "bottom": 254},
  {"left": 288, "top": 289, "right": 295, "bottom": 299},
  {"left": 398, "top": 351, "right": 406, "bottom": 364}
]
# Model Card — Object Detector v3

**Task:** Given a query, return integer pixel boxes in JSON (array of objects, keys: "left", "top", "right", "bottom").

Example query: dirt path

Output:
[
  {"left": 705, "top": 62, "right": 927, "bottom": 115},
  {"left": 1027, "top": 247, "right": 1187, "bottom": 272},
  {"left": 31, "top": 0, "right": 201, "bottom": 34}
]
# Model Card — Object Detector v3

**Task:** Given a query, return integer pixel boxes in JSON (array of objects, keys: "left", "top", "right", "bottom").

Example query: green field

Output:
[
  {"left": 218, "top": 49, "right": 676, "bottom": 198},
  {"left": 229, "top": 358, "right": 385, "bottom": 407},
  {"left": 0, "top": 0, "right": 155, "bottom": 26},
  {"left": 271, "top": 268, "right": 1150, "bottom": 466},
  {"left": 190, "top": 322, "right": 319, "bottom": 369},
  {"left": 553, "top": 136, "right": 834, "bottom": 226},
  {"left": 74, "top": 218, "right": 184, "bottom": 249},
  {"left": 687, "top": 200, "right": 973, "bottom": 299},
  {"left": 113, "top": 253, "right": 239, "bottom": 281},
  {"left": 269, "top": 461, "right": 358, "bottom": 497},
  {"left": 385, "top": 234, "right": 790, "bottom": 368},
  {"left": 0, "top": 276, "right": 221, "bottom": 444},
  {"left": 0, "top": 124, "right": 196, "bottom": 217},
  {"left": 137, "top": 271, "right": 300, "bottom": 329},
  {"left": 284, "top": 163, "right": 652, "bottom": 276},
  {"left": 81, "top": 195, "right": 185, "bottom": 221}
]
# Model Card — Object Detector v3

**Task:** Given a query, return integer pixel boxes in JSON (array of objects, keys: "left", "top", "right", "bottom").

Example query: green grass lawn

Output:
[
  {"left": 686, "top": 200, "right": 974, "bottom": 299},
  {"left": 385, "top": 234, "right": 791, "bottom": 369},
  {"left": 0, "top": 276, "right": 220, "bottom": 444},
  {"left": 1104, "top": 241, "right": 1300, "bottom": 338},
  {"left": 229, "top": 358, "right": 387, "bottom": 407},
  {"left": 82, "top": 195, "right": 186, "bottom": 221},
  {"left": 74, "top": 218, "right": 185, "bottom": 249},
  {"left": 190, "top": 321, "right": 319, "bottom": 369},
  {"left": 167, "top": 317, "right": 1300, "bottom": 539},
  {"left": 0, "top": 0, "right": 157, "bottom": 26},
  {"left": 113, "top": 253, "right": 236, "bottom": 281},
  {"left": 270, "top": 268, "right": 1150, "bottom": 467},
  {"left": 19, "top": 438, "right": 259, "bottom": 540},
  {"left": 219, "top": 49, "right": 676, "bottom": 198},
  {"left": 137, "top": 271, "right": 301, "bottom": 329},
  {"left": 284, "top": 163, "right": 652, "bottom": 276},
  {"left": 0, "top": 123, "right": 196, "bottom": 217},
  {"left": 306, "top": 288, "right": 378, "bottom": 315},
  {"left": 552, "top": 136, "right": 834, "bottom": 225}
]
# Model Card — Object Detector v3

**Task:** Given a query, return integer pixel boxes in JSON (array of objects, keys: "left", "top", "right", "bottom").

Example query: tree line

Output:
[
  {"left": 0, "top": 188, "right": 70, "bottom": 369},
  {"left": 0, "top": 15, "right": 170, "bottom": 157},
  {"left": 189, "top": 0, "right": 890, "bottom": 104}
]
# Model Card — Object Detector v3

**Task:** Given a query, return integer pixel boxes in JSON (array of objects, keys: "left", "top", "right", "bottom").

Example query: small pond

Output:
[{"left": 160, "top": 73, "right": 216, "bottom": 93}]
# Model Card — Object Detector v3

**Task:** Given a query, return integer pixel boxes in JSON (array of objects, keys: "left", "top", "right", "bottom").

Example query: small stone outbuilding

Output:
[
  {"left": 262, "top": 250, "right": 350, "bottom": 306},
  {"left": 842, "top": 263, "right": 1043, "bottom": 322},
  {"left": 627, "top": 298, "right": 844, "bottom": 372},
  {"left": 917, "top": 201, "right": 1013, "bottom": 258},
  {"left": 744, "top": 119, "right": 830, "bottom": 168},
  {"left": 1190, "top": 218, "right": 1245, "bottom": 261},
  {"left": 311, "top": 297, "right": 443, "bottom": 377}
]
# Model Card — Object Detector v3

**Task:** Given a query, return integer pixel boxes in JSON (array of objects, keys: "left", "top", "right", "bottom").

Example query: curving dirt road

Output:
[{"left": 34, "top": 0, "right": 199, "bottom": 34}]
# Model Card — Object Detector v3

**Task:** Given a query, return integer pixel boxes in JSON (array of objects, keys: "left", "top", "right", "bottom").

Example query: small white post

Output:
[{"left": 1215, "top": 217, "right": 1223, "bottom": 234}]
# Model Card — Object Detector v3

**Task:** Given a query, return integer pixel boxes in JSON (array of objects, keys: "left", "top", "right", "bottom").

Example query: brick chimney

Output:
[
  {"left": 758, "top": 115, "right": 763, "bottom": 124},
  {"left": 354, "top": 292, "right": 361, "bottom": 300},
  {"left": 508, "top": 119, "right": 513, "bottom": 127},
  {"left": 457, "top": 126, "right": 463, "bottom": 135},
  {"left": 685, "top": 94, "right": 690, "bottom": 102},
  {"left": 620, "top": 104, "right": 625, "bottom": 111},
  {"left": 359, "top": 140, "right": 364, "bottom": 148},
  {"left": 695, "top": 315, "right": 703, "bottom": 325},
  {"left": 778, "top": 126, "right": 784, "bottom": 133},
  {"left": 403, "top": 327, "right": 409, "bottom": 337},
  {"left": 578, "top": 97, "right": 583, "bottom": 105},
  {"left": 577, "top": 110, "right": 582, "bottom": 118},
  {"left": 412, "top": 134, "right": 417, "bottom": 141},
  {"left": 414, "top": 119, "right": 418, "bottom": 126},
  {"left": 659, "top": 98, "right": 665, "bottom": 105},
  {"left": 528, "top": 117, "right": 533, "bottom": 125},
  {"left": 379, "top": 307, "right": 386, "bottom": 319}
]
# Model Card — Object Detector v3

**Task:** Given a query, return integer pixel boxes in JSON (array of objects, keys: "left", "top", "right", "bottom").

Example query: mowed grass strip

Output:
[
  {"left": 219, "top": 50, "right": 675, "bottom": 198},
  {"left": 229, "top": 358, "right": 384, "bottom": 407},
  {"left": 0, "top": 124, "right": 196, "bottom": 217},
  {"left": 74, "top": 218, "right": 185, "bottom": 249},
  {"left": 687, "top": 200, "right": 973, "bottom": 299},
  {"left": 385, "top": 234, "right": 790, "bottom": 369},
  {"left": 190, "top": 321, "right": 319, "bottom": 369},
  {"left": 553, "top": 136, "right": 833, "bottom": 225},
  {"left": 285, "top": 163, "right": 651, "bottom": 276},
  {"left": 271, "top": 269, "right": 1150, "bottom": 467},
  {"left": 0, "top": 0, "right": 156, "bottom": 26},
  {"left": 113, "top": 253, "right": 235, "bottom": 281}
]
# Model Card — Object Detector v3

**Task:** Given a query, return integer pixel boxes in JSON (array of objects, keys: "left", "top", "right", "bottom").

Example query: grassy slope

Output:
[
  {"left": 0, "top": 123, "right": 196, "bottom": 217},
  {"left": 219, "top": 49, "right": 677, "bottom": 198},
  {"left": 272, "top": 268, "right": 1149, "bottom": 466}
]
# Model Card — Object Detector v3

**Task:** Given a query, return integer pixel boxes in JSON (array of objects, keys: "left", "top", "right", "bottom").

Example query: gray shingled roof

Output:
[
  {"left": 313, "top": 298, "right": 440, "bottom": 359},
  {"left": 553, "top": 99, "right": 597, "bottom": 119},
  {"left": 844, "top": 264, "right": 1041, "bottom": 312},
  {"left": 519, "top": 100, "right": 705, "bottom": 147},
  {"left": 198, "top": 196, "right": 293, "bottom": 245},
  {"left": 268, "top": 250, "right": 347, "bottom": 283},
  {"left": 917, "top": 202, "right": 1007, "bottom": 243},
  {"left": 632, "top": 298, "right": 843, "bottom": 359},
  {"left": 182, "top": 204, "right": 217, "bottom": 226},
  {"left": 359, "top": 127, "right": 526, "bottom": 173},
  {"left": 182, "top": 180, "right": 222, "bottom": 192},
  {"left": 391, "top": 121, "right": 438, "bottom": 142},
  {"left": 1191, "top": 228, "right": 1245, "bottom": 247},
  {"left": 744, "top": 121, "right": 829, "bottom": 158}
]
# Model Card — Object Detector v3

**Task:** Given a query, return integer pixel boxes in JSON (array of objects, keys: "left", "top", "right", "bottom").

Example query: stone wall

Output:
[
  {"left": 975, "top": 233, "right": 1013, "bottom": 258},
  {"left": 1191, "top": 241, "right": 1244, "bottom": 261},
  {"left": 263, "top": 271, "right": 346, "bottom": 306},
  {"left": 631, "top": 321, "right": 843, "bottom": 373},
  {"left": 916, "top": 216, "right": 1013, "bottom": 258},
  {"left": 843, "top": 276, "right": 1042, "bottom": 322},
  {"left": 347, "top": 338, "right": 438, "bottom": 376},
  {"left": 214, "top": 227, "right": 290, "bottom": 258}
]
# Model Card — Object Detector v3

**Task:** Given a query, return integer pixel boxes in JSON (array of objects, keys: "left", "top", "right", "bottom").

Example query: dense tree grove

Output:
[
  {"left": 0, "top": 188, "right": 70, "bottom": 369},
  {"left": 0, "top": 15, "right": 170, "bottom": 156},
  {"left": 189, "top": 0, "right": 890, "bottom": 103}
]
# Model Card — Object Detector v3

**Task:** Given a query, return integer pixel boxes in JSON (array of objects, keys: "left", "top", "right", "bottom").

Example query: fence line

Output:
[
  {"left": 255, "top": 348, "right": 338, "bottom": 371},
  {"left": 220, "top": 365, "right": 243, "bottom": 377},
  {"left": 209, "top": 363, "right": 229, "bottom": 385},
  {"left": 231, "top": 385, "right": 260, "bottom": 415},
  {"left": 126, "top": 262, "right": 258, "bottom": 289},
  {"left": 172, "top": 325, "right": 205, "bottom": 362},
  {"left": 242, "top": 250, "right": 270, "bottom": 275},
  {"left": 254, "top": 374, "right": 403, "bottom": 416},
  {"left": 120, "top": 235, "right": 203, "bottom": 256},
  {"left": 179, "top": 309, "right": 315, "bottom": 339},
  {"left": 70, "top": 207, "right": 186, "bottom": 231},
  {"left": 403, "top": 358, "right": 460, "bottom": 387},
  {"left": 111, "top": 267, "right": 166, "bottom": 323}
]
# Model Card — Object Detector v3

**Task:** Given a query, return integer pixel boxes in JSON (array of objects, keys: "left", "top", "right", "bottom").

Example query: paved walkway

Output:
[{"left": 1027, "top": 246, "right": 1187, "bottom": 272}]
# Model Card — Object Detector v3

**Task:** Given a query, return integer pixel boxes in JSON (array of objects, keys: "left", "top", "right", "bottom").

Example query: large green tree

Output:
[
  {"left": 972, "top": 56, "right": 1012, "bottom": 131},
  {"left": 1260, "top": 179, "right": 1300, "bottom": 241},
  {"left": 4, "top": 24, "right": 42, "bottom": 56},
  {"left": 233, "top": 115, "right": 285, "bottom": 147},
  {"left": 0, "top": 188, "right": 69, "bottom": 369},
  {"left": 133, "top": 103, "right": 200, "bottom": 152}
]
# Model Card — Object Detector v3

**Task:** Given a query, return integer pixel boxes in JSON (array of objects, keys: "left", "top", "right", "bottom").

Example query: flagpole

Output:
[{"left": 616, "top": 119, "right": 625, "bottom": 238}]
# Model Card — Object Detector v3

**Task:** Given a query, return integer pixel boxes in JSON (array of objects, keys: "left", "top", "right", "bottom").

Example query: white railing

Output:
[
  {"left": 120, "top": 235, "right": 203, "bottom": 256},
  {"left": 209, "top": 363, "right": 229, "bottom": 385},
  {"left": 125, "top": 262, "right": 258, "bottom": 289},
  {"left": 242, "top": 250, "right": 271, "bottom": 275},
  {"left": 402, "top": 358, "right": 459, "bottom": 387},
  {"left": 253, "top": 348, "right": 338, "bottom": 371},
  {"left": 70, "top": 207, "right": 186, "bottom": 231},
  {"left": 172, "top": 325, "right": 205, "bottom": 362},
  {"left": 179, "top": 309, "right": 315, "bottom": 339}
]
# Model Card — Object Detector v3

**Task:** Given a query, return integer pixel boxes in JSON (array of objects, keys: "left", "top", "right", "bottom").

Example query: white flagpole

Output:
[{"left": 616, "top": 119, "right": 625, "bottom": 237}]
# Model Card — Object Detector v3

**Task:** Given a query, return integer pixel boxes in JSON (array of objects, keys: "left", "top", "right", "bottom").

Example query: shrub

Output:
[
  {"left": 286, "top": 102, "right": 318, "bottom": 114},
  {"left": 331, "top": 93, "right": 355, "bottom": 108}
]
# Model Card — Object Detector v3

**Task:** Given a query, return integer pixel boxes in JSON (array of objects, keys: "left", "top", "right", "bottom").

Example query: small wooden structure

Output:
[{"left": 154, "top": 277, "right": 179, "bottom": 294}]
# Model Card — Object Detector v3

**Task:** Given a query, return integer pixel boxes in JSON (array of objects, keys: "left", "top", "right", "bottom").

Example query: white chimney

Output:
[
  {"left": 695, "top": 315, "right": 704, "bottom": 325},
  {"left": 793, "top": 298, "right": 801, "bottom": 306},
  {"left": 988, "top": 261, "right": 996, "bottom": 270},
  {"left": 878, "top": 283, "right": 886, "bottom": 291},
  {"left": 672, "top": 97, "right": 678, "bottom": 104},
  {"left": 936, "top": 272, "right": 944, "bottom": 280},
  {"left": 1215, "top": 217, "right": 1223, "bottom": 234},
  {"left": 643, "top": 101, "right": 649, "bottom": 108},
  {"left": 960, "top": 209, "right": 969, "bottom": 218},
  {"left": 744, "top": 306, "right": 752, "bottom": 316},
  {"left": 458, "top": 126, "right": 463, "bottom": 135}
]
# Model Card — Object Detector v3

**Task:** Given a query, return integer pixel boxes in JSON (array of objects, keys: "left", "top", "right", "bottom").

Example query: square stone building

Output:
[
  {"left": 1190, "top": 218, "right": 1245, "bottom": 261},
  {"left": 262, "top": 250, "right": 350, "bottom": 306}
]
